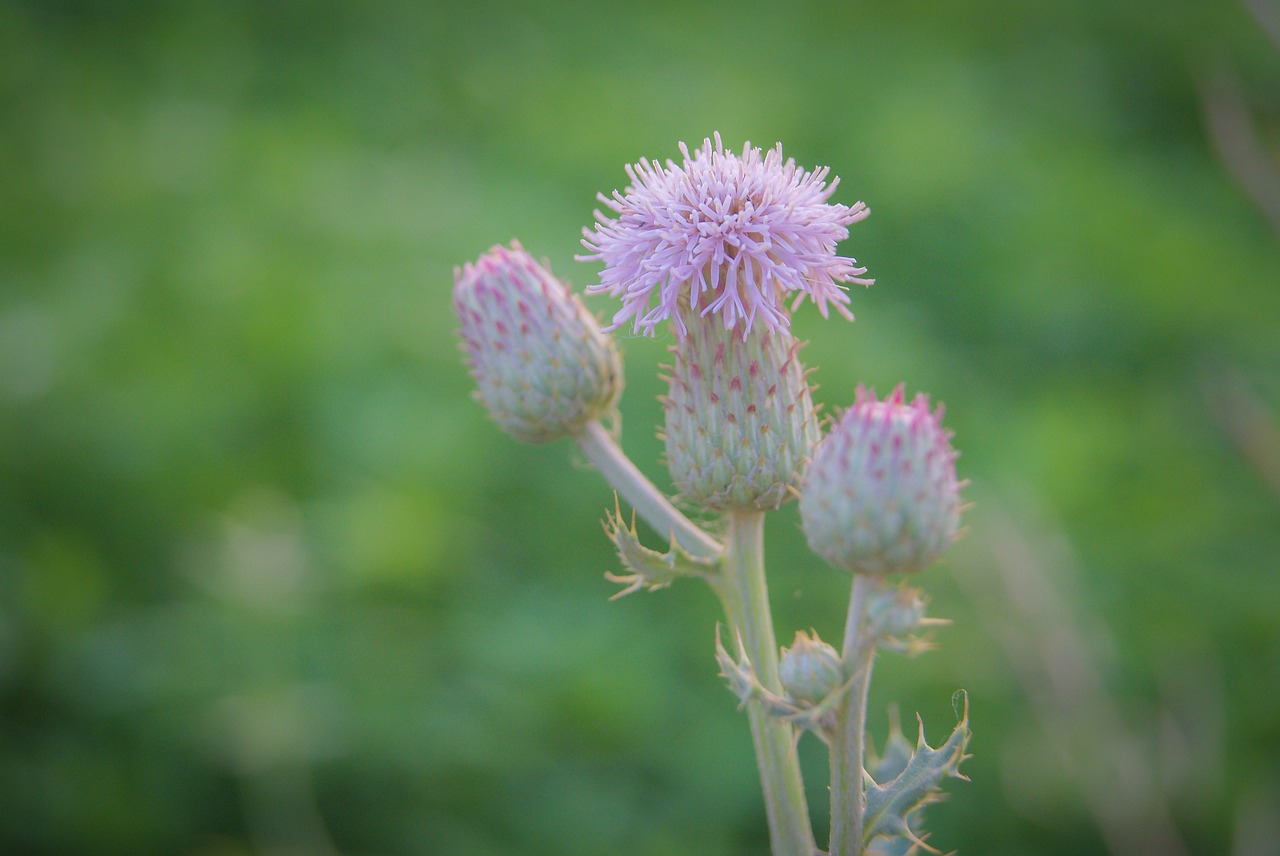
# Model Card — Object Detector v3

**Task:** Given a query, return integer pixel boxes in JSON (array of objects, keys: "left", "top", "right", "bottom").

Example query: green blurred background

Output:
[{"left": 3, "top": 1, "right": 1279, "bottom": 854}]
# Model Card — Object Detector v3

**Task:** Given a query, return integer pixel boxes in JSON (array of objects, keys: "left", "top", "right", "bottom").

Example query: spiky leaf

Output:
[
  {"left": 863, "top": 693, "right": 971, "bottom": 850},
  {"left": 602, "top": 498, "right": 712, "bottom": 598},
  {"left": 713, "top": 627, "right": 801, "bottom": 721},
  {"left": 867, "top": 708, "right": 916, "bottom": 784}
]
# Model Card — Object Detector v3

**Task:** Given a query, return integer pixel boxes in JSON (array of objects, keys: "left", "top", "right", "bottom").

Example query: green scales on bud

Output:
[
  {"left": 778, "top": 630, "right": 844, "bottom": 705},
  {"left": 661, "top": 307, "right": 820, "bottom": 511},
  {"left": 454, "top": 242, "right": 623, "bottom": 443},
  {"left": 800, "top": 384, "right": 963, "bottom": 576}
]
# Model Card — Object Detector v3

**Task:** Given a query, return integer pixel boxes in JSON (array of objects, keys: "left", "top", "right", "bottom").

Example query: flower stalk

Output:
[
  {"left": 573, "top": 420, "right": 721, "bottom": 560},
  {"left": 714, "top": 511, "right": 815, "bottom": 856},
  {"left": 829, "top": 573, "right": 882, "bottom": 856}
]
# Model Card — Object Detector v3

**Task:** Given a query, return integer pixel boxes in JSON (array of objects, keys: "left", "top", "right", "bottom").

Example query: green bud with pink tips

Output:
[
  {"left": 799, "top": 385, "right": 963, "bottom": 576},
  {"left": 453, "top": 241, "right": 623, "bottom": 444},
  {"left": 661, "top": 306, "right": 820, "bottom": 511}
]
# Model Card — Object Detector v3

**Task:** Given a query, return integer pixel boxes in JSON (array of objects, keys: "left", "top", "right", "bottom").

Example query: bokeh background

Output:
[{"left": 3, "top": 1, "right": 1279, "bottom": 854}]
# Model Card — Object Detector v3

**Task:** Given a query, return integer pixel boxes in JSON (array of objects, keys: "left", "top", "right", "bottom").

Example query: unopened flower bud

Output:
[
  {"left": 800, "top": 385, "right": 962, "bottom": 575},
  {"left": 662, "top": 307, "right": 819, "bottom": 510},
  {"left": 866, "top": 585, "right": 931, "bottom": 638},
  {"left": 778, "top": 630, "right": 844, "bottom": 704},
  {"left": 454, "top": 242, "right": 623, "bottom": 443}
]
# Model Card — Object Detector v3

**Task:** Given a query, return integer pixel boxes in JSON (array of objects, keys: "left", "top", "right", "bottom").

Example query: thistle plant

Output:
[{"left": 454, "top": 134, "right": 970, "bottom": 856}]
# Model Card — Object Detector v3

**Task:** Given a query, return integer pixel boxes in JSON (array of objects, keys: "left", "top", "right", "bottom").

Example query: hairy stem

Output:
[
  {"left": 830, "top": 573, "right": 880, "bottom": 856},
  {"left": 717, "top": 510, "right": 815, "bottom": 856},
  {"left": 574, "top": 420, "right": 721, "bottom": 559}
]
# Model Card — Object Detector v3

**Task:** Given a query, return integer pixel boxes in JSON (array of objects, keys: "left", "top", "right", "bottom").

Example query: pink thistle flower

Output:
[{"left": 579, "top": 132, "right": 873, "bottom": 338}]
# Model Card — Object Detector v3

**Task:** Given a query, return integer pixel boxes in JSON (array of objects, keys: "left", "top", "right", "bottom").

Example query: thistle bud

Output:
[
  {"left": 800, "top": 385, "right": 962, "bottom": 575},
  {"left": 778, "top": 630, "right": 844, "bottom": 705},
  {"left": 865, "top": 585, "right": 931, "bottom": 639},
  {"left": 454, "top": 242, "right": 623, "bottom": 443},
  {"left": 662, "top": 307, "right": 820, "bottom": 511}
]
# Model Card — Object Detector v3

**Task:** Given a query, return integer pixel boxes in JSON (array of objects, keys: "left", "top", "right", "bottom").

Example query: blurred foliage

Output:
[{"left": 2, "top": 0, "right": 1279, "bottom": 854}]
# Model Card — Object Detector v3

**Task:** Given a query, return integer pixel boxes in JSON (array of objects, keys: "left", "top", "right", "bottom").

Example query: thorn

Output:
[
  {"left": 903, "top": 827, "right": 940, "bottom": 855},
  {"left": 604, "top": 571, "right": 643, "bottom": 600}
]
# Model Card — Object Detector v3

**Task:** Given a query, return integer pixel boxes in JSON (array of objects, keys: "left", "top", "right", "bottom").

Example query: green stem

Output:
[
  {"left": 717, "top": 510, "right": 815, "bottom": 856},
  {"left": 574, "top": 420, "right": 722, "bottom": 560},
  {"left": 829, "top": 574, "right": 880, "bottom": 856}
]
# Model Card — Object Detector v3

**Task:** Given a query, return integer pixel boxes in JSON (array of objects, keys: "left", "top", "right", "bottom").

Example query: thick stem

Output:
[
  {"left": 718, "top": 510, "right": 815, "bottom": 856},
  {"left": 829, "top": 574, "right": 880, "bottom": 856},
  {"left": 573, "top": 420, "right": 721, "bottom": 560}
]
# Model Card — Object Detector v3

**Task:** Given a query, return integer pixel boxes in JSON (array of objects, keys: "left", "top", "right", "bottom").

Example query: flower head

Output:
[
  {"left": 661, "top": 310, "right": 819, "bottom": 510},
  {"left": 579, "top": 132, "right": 872, "bottom": 338},
  {"left": 799, "top": 385, "right": 963, "bottom": 576},
  {"left": 454, "top": 241, "right": 622, "bottom": 443}
]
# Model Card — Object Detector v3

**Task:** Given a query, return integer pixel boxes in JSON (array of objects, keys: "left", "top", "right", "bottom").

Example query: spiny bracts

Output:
[
  {"left": 661, "top": 305, "right": 819, "bottom": 511},
  {"left": 799, "top": 385, "right": 963, "bottom": 575},
  {"left": 454, "top": 242, "right": 622, "bottom": 443}
]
